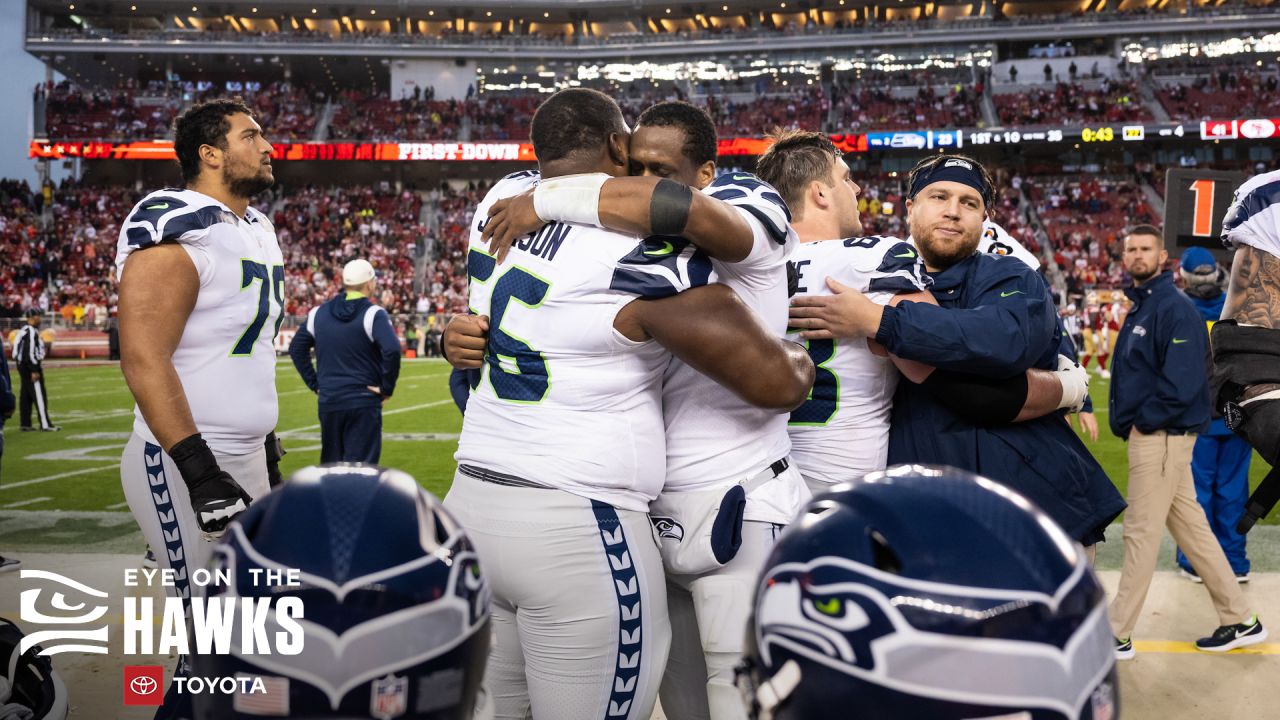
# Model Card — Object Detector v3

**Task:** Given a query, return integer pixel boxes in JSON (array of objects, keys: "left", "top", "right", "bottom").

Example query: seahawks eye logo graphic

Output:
[
  {"left": 18, "top": 570, "right": 111, "bottom": 656},
  {"left": 650, "top": 517, "right": 685, "bottom": 542}
]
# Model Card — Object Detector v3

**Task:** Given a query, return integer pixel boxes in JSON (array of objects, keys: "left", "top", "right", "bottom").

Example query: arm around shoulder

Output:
[{"left": 616, "top": 284, "right": 814, "bottom": 410}]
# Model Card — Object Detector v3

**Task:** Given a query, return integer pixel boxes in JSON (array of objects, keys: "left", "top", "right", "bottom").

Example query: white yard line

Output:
[
  {"left": 2, "top": 497, "right": 52, "bottom": 508},
  {"left": 56, "top": 409, "right": 135, "bottom": 425},
  {"left": 2, "top": 464, "right": 120, "bottom": 491},
  {"left": 106, "top": 501, "right": 131, "bottom": 510},
  {"left": 277, "top": 398, "right": 453, "bottom": 436}
]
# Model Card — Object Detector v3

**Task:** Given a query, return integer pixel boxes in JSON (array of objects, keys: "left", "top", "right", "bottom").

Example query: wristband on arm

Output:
[
  {"left": 532, "top": 173, "right": 609, "bottom": 227},
  {"left": 168, "top": 433, "right": 225, "bottom": 489}
]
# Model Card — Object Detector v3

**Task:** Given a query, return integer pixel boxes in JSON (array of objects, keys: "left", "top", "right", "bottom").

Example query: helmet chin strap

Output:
[{"left": 756, "top": 659, "right": 803, "bottom": 719}]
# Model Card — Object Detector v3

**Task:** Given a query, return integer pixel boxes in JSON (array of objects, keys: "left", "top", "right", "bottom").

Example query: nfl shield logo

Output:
[{"left": 370, "top": 674, "right": 408, "bottom": 719}]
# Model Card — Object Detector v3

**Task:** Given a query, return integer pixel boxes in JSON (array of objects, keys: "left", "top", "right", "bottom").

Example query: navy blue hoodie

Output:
[
  {"left": 1109, "top": 271, "right": 1212, "bottom": 439},
  {"left": 289, "top": 292, "right": 401, "bottom": 412}
]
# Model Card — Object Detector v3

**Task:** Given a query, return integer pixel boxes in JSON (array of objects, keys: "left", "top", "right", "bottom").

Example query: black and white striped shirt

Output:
[{"left": 13, "top": 325, "right": 45, "bottom": 370}]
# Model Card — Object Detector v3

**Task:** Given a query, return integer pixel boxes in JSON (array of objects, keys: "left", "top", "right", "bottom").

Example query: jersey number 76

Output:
[{"left": 468, "top": 249, "right": 552, "bottom": 403}]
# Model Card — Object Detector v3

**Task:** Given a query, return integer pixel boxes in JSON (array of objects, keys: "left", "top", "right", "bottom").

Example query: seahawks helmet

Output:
[
  {"left": 738, "top": 465, "right": 1118, "bottom": 720},
  {"left": 0, "top": 617, "right": 69, "bottom": 720},
  {"left": 192, "top": 465, "right": 491, "bottom": 719}
]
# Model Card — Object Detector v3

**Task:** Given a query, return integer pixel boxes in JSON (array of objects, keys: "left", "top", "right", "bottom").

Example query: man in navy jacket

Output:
[
  {"left": 787, "top": 154, "right": 1125, "bottom": 550},
  {"left": 289, "top": 259, "right": 402, "bottom": 463},
  {"left": 1107, "top": 226, "right": 1262, "bottom": 657}
]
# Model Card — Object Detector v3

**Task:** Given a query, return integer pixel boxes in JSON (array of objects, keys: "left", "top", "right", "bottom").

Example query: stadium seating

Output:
[{"left": 993, "top": 80, "right": 1152, "bottom": 125}]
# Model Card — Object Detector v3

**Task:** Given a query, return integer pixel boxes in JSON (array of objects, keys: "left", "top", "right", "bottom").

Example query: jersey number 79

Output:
[{"left": 231, "top": 259, "right": 284, "bottom": 356}]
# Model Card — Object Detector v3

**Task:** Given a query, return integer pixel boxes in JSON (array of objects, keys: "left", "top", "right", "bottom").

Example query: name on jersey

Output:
[{"left": 478, "top": 218, "right": 572, "bottom": 263}]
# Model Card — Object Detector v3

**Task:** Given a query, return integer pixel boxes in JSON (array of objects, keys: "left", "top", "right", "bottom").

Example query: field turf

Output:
[{"left": 1, "top": 358, "right": 1275, "bottom": 554}]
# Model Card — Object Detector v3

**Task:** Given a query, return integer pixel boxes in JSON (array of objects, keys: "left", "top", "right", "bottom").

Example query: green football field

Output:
[{"left": 1, "top": 359, "right": 1275, "bottom": 554}]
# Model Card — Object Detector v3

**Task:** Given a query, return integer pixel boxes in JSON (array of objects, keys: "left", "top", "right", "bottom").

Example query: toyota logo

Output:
[{"left": 130, "top": 676, "right": 158, "bottom": 696}]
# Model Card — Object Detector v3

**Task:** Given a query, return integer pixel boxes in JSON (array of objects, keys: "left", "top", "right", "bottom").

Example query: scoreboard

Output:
[{"left": 1162, "top": 168, "right": 1248, "bottom": 258}]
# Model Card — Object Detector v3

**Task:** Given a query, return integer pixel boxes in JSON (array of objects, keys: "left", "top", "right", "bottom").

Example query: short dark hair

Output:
[
  {"left": 1126, "top": 223, "right": 1163, "bottom": 240},
  {"left": 173, "top": 98, "right": 255, "bottom": 183},
  {"left": 529, "top": 89, "right": 627, "bottom": 164},
  {"left": 906, "top": 153, "right": 997, "bottom": 209},
  {"left": 636, "top": 101, "right": 718, "bottom": 167},
  {"left": 754, "top": 129, "right": 841, "bottom": 221}
]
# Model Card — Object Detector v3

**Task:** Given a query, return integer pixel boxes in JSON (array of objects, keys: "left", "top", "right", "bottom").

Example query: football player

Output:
[
  {"left": 765, "top": 132, "right": 1088, "bottom": 489},
  {"left": 784, "top": 153, "right": 1125, "bottom": 549},
  {"left": 479, "top": 101, "right": 808, "bottom": 720},
  {"left": 1212, "top": 169, "right": 1280, "bottom": 517},
  {"left": 446, "top": 89, "right": 812, "bottom": 720},
  {"left": 738, "top": 466, "right": 1119, "bottom": 720},
  {"left": 115, "top": 98, "right": 285, "bottom": 718}
]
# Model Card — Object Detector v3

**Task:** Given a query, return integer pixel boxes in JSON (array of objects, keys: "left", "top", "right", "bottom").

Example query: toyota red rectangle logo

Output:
[{"left": 124, "top": 665, "right": 164, "bottom": 706}]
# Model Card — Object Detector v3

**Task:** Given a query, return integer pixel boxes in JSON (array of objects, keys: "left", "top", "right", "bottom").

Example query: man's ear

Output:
[
  {"left": 198, "top": 143, "right": 223, "bottom": 171},
  {"left": 810, "top": 180, "right": 830, "bottom": 210},
  {"left": 696, "top": 161, "right": 716, "bottom": 190},
  {"left": 607, "top": 132, "right": 629, "bottom": 173}
]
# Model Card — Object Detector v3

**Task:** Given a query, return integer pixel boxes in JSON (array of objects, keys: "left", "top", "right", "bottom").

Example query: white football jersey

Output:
[
  {"left": 660, "top": 172, "right": 805, "bottom": 524},
  {"left": 454, "top": 171, "right": 713, "bottom": 512},
  {"left": 979, "top": 220, "right": 1041, "bottom": 270},
  {"left": 786, "top": 236, "right": 930, "bottom": 486},
  {"left": 1223, "top": 169, "right": 1280, "bottom": 259},
  {"left": 115, "top": 188, "right": 284, "bottom": 455}
]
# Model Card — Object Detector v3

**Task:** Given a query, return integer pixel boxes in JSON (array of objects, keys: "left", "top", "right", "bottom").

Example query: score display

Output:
[{"left": 1162, "top": 169, "right": 1247, "bottom": 256}]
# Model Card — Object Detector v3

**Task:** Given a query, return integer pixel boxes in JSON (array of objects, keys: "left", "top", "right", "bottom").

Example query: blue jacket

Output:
[
  {"left": 0, "top": 342, "right": 13, "bottom": 428},
  {"left": 289, "top": 292, "right": 402, "bottom": 412},
  {"left": 1185, "top": 289, "right": 1233, "bottom": 437},
  {"left": 877, "top": 252, "right": 1125, "bottom": 543},
  {"left": 1109, "top": 272, "right": 1212, "bottom": 439}
]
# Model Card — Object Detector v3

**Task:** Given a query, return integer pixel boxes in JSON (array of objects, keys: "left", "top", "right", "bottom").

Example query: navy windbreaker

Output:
[
  {"left": 289, "top": 292, "right": 402, "bottom": 412},
  {"left": 876, "top": 252, "right": 1126, "bottom": 543},
  {"left": 1109, "top": 272, "right": 1212, "bottom": 440}
]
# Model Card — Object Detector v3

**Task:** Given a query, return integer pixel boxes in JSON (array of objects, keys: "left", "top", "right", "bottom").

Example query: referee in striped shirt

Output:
[{"left": 13, "top": 308, "right": 58, "bottom": 432}]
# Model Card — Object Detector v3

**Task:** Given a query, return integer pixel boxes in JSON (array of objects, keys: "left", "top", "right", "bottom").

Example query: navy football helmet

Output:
[
  {"left": 738, "top": 465, "right": 1118, "bottom": 720},
  {"left": 191, "top": 464, "right": 491, "bottom": 720}
]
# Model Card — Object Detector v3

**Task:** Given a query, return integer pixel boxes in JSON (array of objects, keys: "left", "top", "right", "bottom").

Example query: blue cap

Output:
[{"left": 1180, "top": 246, "right": 1216, "bottom": 273}]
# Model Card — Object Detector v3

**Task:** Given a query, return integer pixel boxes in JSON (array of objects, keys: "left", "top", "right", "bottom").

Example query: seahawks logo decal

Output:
[
  {"left": 650, "top": 517, "right": 685, "bottom": 542},
  {"left": 753, "top": 556, "right": 1116, "bottom": 719}
]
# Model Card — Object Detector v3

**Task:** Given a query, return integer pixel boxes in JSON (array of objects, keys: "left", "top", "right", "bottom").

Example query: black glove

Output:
[
  {"left": 168, "top": 433, "right": 251, "bottom": 535},
  {"left": 265, "top": 431, "right": 286, "bottom": 488}
]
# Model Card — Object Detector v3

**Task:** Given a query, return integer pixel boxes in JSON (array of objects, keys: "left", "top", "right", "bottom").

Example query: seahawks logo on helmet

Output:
[
  {"left": 753, "top": 555, "right": 1115, "bottom": 719},
  {"left": 650, "top": 517, "right": 685, "bottom": 542}
]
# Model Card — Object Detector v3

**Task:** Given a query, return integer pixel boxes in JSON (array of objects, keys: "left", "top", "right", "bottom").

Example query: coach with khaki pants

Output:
[{"left": 1108, "top": 225, "right": 1265, "bottom": 658}]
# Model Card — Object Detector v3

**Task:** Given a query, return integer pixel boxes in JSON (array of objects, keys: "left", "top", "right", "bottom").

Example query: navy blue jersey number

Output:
[{"left": 789, "top": 339, "right": 839, "bottom": 425}]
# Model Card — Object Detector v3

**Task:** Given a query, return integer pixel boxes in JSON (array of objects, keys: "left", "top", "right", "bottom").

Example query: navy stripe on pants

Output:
[
  {"left": 319, "top": 406, "right": 382, "bottom": 463},
  {"left": 591, "top": 500, "right": 643, "bottom": 719}
]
